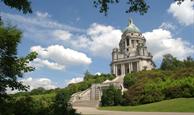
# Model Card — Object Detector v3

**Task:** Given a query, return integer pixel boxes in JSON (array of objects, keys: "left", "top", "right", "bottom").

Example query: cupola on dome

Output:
[{"left": 123, "top": 19, "right": 140, "bottom": 33}]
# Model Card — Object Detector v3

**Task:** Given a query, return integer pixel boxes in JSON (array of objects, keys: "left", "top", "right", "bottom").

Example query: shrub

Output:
[
  {"left": 124, "top": 73, "right": 136, "bottom": 88},
  {"left": 123, "top": 67, "right": 194, "bottom": 105},
  {"left": 101, "top": 85, "right": 122, "bottom": 106}
]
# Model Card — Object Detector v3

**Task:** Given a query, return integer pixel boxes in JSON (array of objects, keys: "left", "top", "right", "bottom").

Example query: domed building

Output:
[
  {"left": 111, "top": 19, "right": 155, "bottom": 76},
  {"left": 70, "top": 19, "right": 155, "bottom": 107}
]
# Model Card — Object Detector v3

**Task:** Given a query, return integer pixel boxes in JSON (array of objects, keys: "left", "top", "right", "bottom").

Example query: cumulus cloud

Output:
[
  {"left": 30, "top": 45, "right": 92, "bottom": 70},
  {"left": 143, "top": 28, "right": 194, "bottom": 61},
  {"left": 168, "top": 0, "right": 194, "bottom": 26},
  {"left": 7, "top": 77, "right": 56, "bottom": 94},
  {"left": 53, "top": 30, "right": 72, "bottom": 41},
  {"left": 21, "top": 77, "right": 56, "bottom": 90},
  {"left": 71, "top": 23, "right": 122, "bottom": 57},
  {"left": 66, "top": 77, "right": 83, "bottom": 85},
  {"left": 30, "top": 58, "right": 65, "bottom": 70}
]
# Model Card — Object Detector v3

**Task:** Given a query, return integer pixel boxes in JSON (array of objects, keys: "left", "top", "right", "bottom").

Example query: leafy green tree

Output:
[
  {"left": 14, "top": 96, "right": 36, "bottom": 115},
  {"left": 93, "top": 0, "right": 191, "bottom": 15},
  {"left": 30, "top": 87, "right": 46, "bottom": 95},
  {"left": 124, "top": 73, "right": 136, "bottom": 88},
  {"left": 51, "top": 91, "right": 80, "bottom": 115},
  {"left": 0, "top": 0, "right": 191, "bottom": 17},
  {"left": 160, "top": 54, "right": 182, "bottom": 70},
  {"left": 0, "top": 0, "right": 32, "bottom": 14},
  {"left": 101, "top": 85, "right": 122, "bottom": 106},
  {"left": 0, "top": 22, "right": 37, "bottom": 100},
  {"left": 183, "top": 56, "right": 194, "bottom": 68}
]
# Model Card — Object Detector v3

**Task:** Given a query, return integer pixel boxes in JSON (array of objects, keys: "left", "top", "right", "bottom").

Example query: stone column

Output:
[
  {"left": 129, "top": 62, "right": 131, "bottom": 73},
  {"left": 137, "top": 61, "right": 139, "bottom": 72},
  {"left": 125, "top": 39, "right": 127, "bottom": 48},
  {"left": 112, "top": 64, "right": 115, "bottom": 75},
  {"left": 115, "top": 64, "right": 118, "bottom": 76},
  {"left": 121, "top": 64, "right": 125, "bottom": 75},
  {"left": 130, "top": 62, "right": 133, "bottom": 72}
]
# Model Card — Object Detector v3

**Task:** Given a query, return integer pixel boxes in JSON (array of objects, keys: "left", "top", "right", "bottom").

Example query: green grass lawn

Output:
[{"left": 99, "top": 98, "right": 194, "bottom": 112}]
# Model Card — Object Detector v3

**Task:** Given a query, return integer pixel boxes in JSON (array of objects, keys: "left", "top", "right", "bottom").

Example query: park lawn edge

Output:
[{"left": 98, "top": 98, "right": 194, "bottom": 112}]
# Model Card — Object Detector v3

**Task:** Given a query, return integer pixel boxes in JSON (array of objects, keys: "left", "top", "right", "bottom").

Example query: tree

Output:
[
  {"left": 123, "top": 73, "right": 136, "bottom": 88},
  {"left": 0, "top": 0, "right": 191, "bottom": 17},
  {"left": 0, "top": 0, "right": 32, "bottom": 14},
  {"left": 93, "top": 0, "right": 193, "bottom": 15},
  {"left": 30, "top": 87, "right": 46, "bottom": 95},
  {"left": 51, "top": 91, "right": 80, "bottom": 115},
  {"left": 101, "top": 85, "right": 122, "bottom": 106},
  {"left": 0, "top": 22, "right": 37, "bottom": 100},
  {"left": 160, "top": 54, "right": 182, "bottom": 70}
]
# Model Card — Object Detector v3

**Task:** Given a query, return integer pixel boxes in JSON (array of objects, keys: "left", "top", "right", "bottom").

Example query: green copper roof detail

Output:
[{"left": 123, "top": 19, "right": 140, "bottom": 33}]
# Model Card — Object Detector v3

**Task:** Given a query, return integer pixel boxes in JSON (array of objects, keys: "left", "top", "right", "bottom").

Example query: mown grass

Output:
[{"left": 99, "top": 98, "right": 194, "bottom": 112}]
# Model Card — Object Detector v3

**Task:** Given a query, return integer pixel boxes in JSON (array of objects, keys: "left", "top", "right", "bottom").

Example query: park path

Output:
[{"left": 74, "top": 107, "right": 194, "bottom": 115}]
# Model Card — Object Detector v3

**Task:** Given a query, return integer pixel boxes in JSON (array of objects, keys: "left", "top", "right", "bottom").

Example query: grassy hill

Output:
[{"left": 99, "top": 98, "right": 194, "bottom": 112}]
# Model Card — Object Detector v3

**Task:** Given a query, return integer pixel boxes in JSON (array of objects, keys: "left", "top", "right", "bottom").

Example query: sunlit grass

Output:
[{"left": 99, "top": 98, "right": 194, "bottom": 112}]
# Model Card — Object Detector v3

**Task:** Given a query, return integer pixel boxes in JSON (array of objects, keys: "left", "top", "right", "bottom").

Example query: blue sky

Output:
[{"left": 1, "top": 0, "right": 194, "bottom": 90}]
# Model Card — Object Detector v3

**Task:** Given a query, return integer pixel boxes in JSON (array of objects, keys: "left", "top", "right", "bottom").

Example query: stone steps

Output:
[{"left": 72, "top": 100, "right": 99, "bottom": 107}]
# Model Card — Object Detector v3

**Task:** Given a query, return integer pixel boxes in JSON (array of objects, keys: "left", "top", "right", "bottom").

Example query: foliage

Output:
[
  {"left": 30, "top": 87, "right": 46, "bottom": 95},
  {"left": 93, "top": 0, "right": 149, "bottom": 15},
  {"left": 0, "top": 23, "right": 37, "bottom": 100},
  {"left": 101, "top": 85, "right": 122, "bottom": 106},
  {"left": 0, "top": 0, "right": 32, "bottom": 14},
  {"left": 0, "top": 0, "right": 191, "bottom": 16},
  {"left": 123, "top": 73, "right": 136, "bottom": 88},
  {"left": 123, "top": 57, "right": 194, "bottom": 105},
  {"left": 51, "top": 91, "right": 80, "bottom": 115},
  {"left": 160, "top": 54, "right": 194, "bottom": 70},
  {"left": 0, "top": 91, "right": 80, "bottom": 115},
  {"left": 0, "top": 72, "right": 113, "bottom": 114},
  {"left": 93, "top": 0, "right": 191, "bottom": 15}
]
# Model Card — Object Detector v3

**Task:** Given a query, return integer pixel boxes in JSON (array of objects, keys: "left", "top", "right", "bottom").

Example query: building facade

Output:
[{"left": 111, "top": 19, "right": 155, "bottom": 76}]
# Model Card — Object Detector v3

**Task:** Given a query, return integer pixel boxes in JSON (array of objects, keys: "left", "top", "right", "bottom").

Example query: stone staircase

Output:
[
  {"left": 72, "top": 100, "right": 99, "bottom": 107},
  {"left": 70, "top": 75, "right": 125, "bottom": 107}
]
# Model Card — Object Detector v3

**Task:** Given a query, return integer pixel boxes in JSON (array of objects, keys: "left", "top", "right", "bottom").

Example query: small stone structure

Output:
[{"left": 70, "top": 19, "right": 155, "bottom": 107}]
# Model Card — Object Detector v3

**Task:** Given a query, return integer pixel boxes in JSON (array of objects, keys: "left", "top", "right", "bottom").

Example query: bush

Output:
[
  {"left": 122, "top": 67, "right": 194, "bottom": 105},
  {"left": 101, "top": 85, "right": 122, "bottom": 106},
  {"left": 51, "top": 91, "right": 80, "bottom": 115},
  {"left": 124, "top": 73, "right": 136, "bottom": 88}
]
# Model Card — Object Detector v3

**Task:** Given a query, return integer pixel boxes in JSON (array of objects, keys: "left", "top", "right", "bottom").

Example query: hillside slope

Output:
[{"left": 99, "top": 98, "right": 194, "bottom": 112}]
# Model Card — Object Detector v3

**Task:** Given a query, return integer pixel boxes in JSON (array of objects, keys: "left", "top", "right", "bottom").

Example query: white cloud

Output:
[
  {"left": 21, "top": 77, "right": 56, "bottom": 90},
  {"left": 30, "top": 58, "right": 65, "bottom": 70},
  {"left": 7, "top": 77, "right": 57, "bottom": 94},
  {"left": 53, "top": 30, "right": 72, "bottom": 41},
  {"left": 95, "top": 72, "right": 101, "bottom": 76},
  {"left": 30, "top": 45, "right": 92, "bottom": 70},
  {"left": 66, "top": 77, "right": 83, "bottom": 85},
  {"left": 0, "top": 11, "right": 84, "bottom": 44},
  {"left": 1, "top": 11, "right": 84, "bottom": 32},
  {"left": 36, "top": 11, "right": 51, "bottom": 18},
  {"left": 168, "top": 0, "right": 194, "bottom": 26},
  {"left": 143, "top": 28, "right": 194, "bottom": 61},
  {"left": 159, "top": 22, "right": 176, "bottom": 30},
  {"left": 71, "top": 23, "right": 122, "bottom": 57}
]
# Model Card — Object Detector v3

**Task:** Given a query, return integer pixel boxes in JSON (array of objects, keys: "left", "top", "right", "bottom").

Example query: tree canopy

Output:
[
  {"left": 0, "top": 0, "right": 32, "bottom": 14},
  {"left": 93, "top": 0, "right": 192, "bottom": 15},
  {"left": 0, "top": 22, "right": 37, "bottom": 99},
  {"left": 0, "top": 0, "right": 192, "bottom": 16}
]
